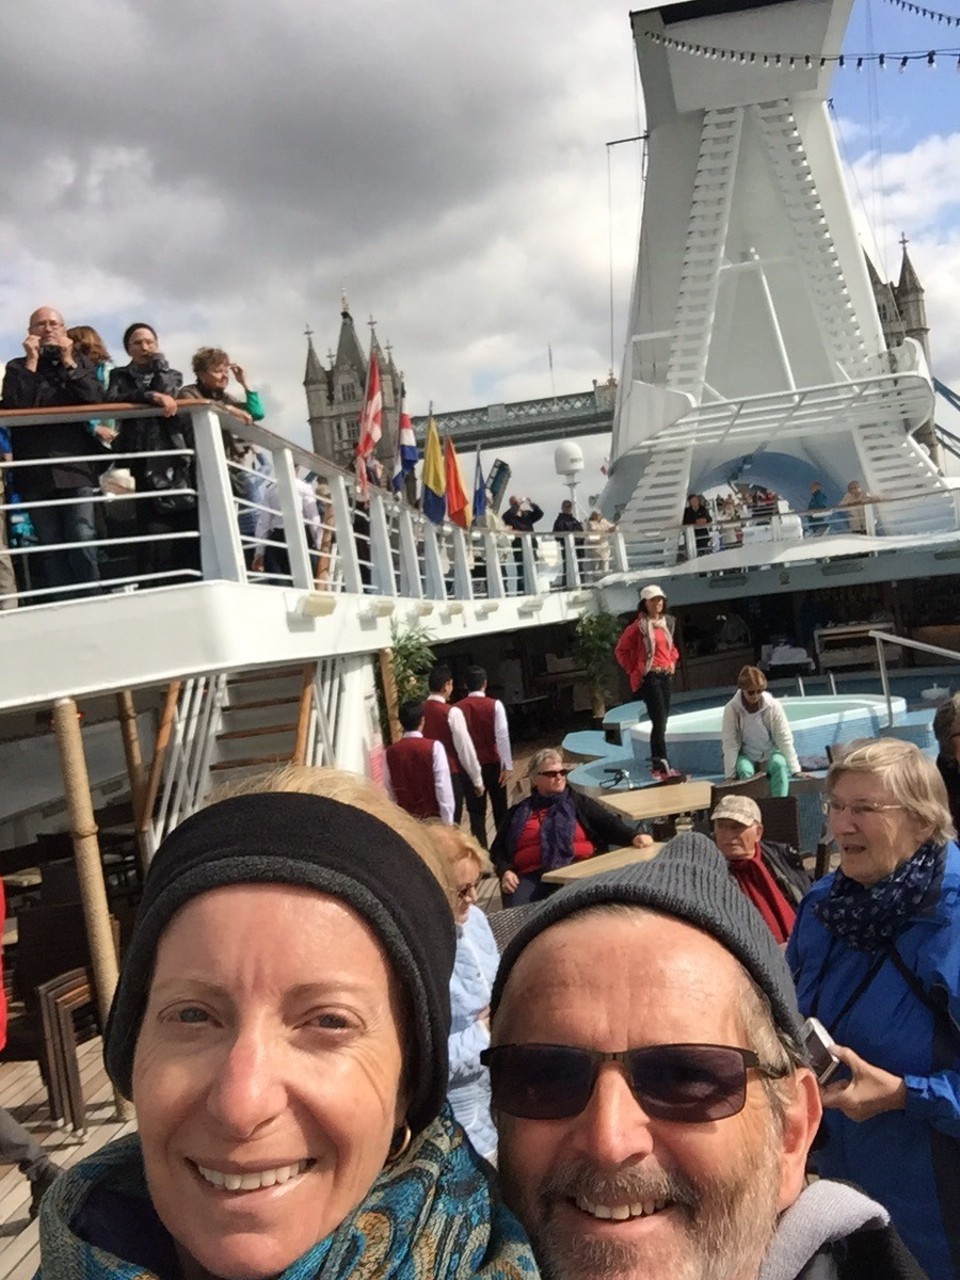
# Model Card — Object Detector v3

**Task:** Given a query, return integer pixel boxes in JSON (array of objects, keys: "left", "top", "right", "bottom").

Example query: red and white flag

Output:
[{"left": 355, "top": 354, "right": 383, "bottom": 501}]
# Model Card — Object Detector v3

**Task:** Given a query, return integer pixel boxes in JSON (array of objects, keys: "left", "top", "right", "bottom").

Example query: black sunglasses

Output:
[
  {"left": 538, "top": 768, "right": 569, "bottom": 778},
  {"left": 480, "top": 1042, "right": 786, "bottom": 1123}
]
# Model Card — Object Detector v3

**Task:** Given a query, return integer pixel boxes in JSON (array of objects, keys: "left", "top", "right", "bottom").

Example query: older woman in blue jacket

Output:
[
  {"left": 431, "top": 826, "right": 500, "bottom": 1163},
  {"left": 788, "top": 738, "right": 960, "bottom": 1280}
]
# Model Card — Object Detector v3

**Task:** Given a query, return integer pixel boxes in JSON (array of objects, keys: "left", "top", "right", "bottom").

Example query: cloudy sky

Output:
[{"left": 2, "top": 0, "right": 958, "bottom": 514}]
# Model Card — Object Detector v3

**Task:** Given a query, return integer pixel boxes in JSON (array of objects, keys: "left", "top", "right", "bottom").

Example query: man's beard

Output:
[{"left": 504, "top": 1139, "right": 782, "bottom": 1280}]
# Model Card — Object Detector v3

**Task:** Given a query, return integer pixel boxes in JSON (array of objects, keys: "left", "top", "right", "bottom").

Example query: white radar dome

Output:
[{"left": 554, "top": 441, "right": 584, "bottom": 478}]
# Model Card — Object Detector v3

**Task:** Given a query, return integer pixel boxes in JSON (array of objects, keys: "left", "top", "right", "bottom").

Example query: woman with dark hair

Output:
[
  {"left": 614, "top": 583, "right": 680, "bottom": 779},
  {"left": 179, "top": 347, "right": 265, "bottom": 425},
  {"left": 934, "top": 693, "right": 960, "bottom": 835},
  {"left": 66, "top": 326, "right": 115, "bottom": 446},
  {"left": 36, "top": 767, "right": 536, "bottom": 1280}
]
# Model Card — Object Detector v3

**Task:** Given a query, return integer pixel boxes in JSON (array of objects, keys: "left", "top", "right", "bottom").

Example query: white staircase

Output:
[
  {"left": 854, "top": 419, "right": 956, "bottom": 535},
  {"left": 617, "top": 445, "right": 694, "bottom": 564},
  {"left": 753, "top": 101, "right": 869, "bottom": 379}
]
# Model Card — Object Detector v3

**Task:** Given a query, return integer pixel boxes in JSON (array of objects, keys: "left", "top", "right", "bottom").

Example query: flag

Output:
[
  {"left": 421, "top": 416, "right": 446, "bottom": 523},
  {"left": 391, "top": 411, "right": 418, "bottom": 492},
  {"left": 472, "top": 446, "right": 487, "bottom": 524},
  {"left": 355, "top": 354, "right": 382, "bottom": 501},
  {"left": 444, "top": 436, "right": 471, "bottom": 529}
]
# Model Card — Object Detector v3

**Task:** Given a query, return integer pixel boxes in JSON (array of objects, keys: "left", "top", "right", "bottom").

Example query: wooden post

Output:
[
  {"left": 115, "top": 690, "right": 146, "bottom": 818},
  {"left": 379, "top": 648, "right": 401, "bottom": 744},
  {"left": 293, "top": 664, "right": 316, "bottom": 766},
  {"left": 137, "top": 680, "right": 182, "bottom": 870},
  {"left": 52, "top": 698, "right": 132, "bottom": 1120}
]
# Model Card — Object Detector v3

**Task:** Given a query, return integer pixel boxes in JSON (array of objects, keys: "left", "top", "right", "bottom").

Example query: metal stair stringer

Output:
[
  {"left": 853, "top": 417, "right": 956, "bottom": 535},
  {"left": 752, "top": 101, "right": 869, "bottom": 379},
  {"left": 667, "top": 106, "right": 745, "bottom": 397}
]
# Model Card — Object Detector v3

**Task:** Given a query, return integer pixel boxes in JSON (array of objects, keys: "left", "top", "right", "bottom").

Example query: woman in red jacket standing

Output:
[{"left": 614, "top": 583, "right": 680, "bottom": 779}]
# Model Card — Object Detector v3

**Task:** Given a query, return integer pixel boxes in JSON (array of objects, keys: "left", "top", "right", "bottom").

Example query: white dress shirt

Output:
[
  {"left": 426, "top": 694, "right": 483, "bottom": 790},
  {"left": 466, "top": 690, "right": 513, "bottom": 771}
]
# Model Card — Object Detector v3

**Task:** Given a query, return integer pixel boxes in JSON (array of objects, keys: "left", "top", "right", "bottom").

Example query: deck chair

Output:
[
  {"left": 38, "top": 967, "right": 95, "bottom": 1133},
  {"left": 756, "top": 795, "right": 801, "bottom": 851},
  {"left": 709, "top": 775, "right": 770, "bottom": 808}
]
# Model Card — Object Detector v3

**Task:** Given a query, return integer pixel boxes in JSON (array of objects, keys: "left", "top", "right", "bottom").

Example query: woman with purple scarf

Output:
[
  {"left": 788, "top": 738, "right": 960, "bottom": 1280},
  {"left": 491, "top": 748, "right": 652, "bottom": 906}
]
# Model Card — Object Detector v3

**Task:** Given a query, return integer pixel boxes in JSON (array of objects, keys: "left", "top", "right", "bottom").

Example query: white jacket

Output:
[{"left": 721, "top": 691, "right": 801, "bottom": 777}]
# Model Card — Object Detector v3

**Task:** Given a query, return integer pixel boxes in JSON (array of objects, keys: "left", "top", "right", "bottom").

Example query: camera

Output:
[
  {"left": 40, "top": 344, "right": 62, "bottom": 363},
  {"left": 800, "top": 1016, "right": 840, "bottom": 1085}
]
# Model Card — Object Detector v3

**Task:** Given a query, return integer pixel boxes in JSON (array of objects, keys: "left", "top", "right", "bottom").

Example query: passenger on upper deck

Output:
[
  {"left": 1, "top": 307, "right": 105, "bottom": 601},
  {"left": 108, "top": 325, "right": 197, "bottom": 585},
  {"left": 179, "top": 347, "right": 264, "bottom": 425}
]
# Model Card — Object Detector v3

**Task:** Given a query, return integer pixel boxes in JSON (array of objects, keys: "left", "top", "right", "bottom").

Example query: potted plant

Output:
[
  {"left": 572, "top": 610, "right": 622, "bottom": 721},
  {"left": 378, "top": 620, "right": 438, "bottom": 742}
]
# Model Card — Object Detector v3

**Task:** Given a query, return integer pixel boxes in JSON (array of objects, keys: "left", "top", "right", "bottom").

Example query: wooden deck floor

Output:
[{"left": 0, "top": 1040, "right": 135, "bottom": 1279}]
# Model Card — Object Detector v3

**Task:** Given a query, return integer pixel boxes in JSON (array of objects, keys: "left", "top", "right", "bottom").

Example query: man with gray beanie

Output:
[{"left": 486, "top": 832, "right": 924, "bottom": 1280}]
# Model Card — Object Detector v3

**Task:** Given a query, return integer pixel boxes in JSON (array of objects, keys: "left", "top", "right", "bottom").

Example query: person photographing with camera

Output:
[{"left": 1, "top": 306, "right": 105, "bottom": 600}]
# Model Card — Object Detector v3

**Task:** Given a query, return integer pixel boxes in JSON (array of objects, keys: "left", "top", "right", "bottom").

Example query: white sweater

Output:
[{"left": 721, "top": 691, "right": 801, "bottom": 777}]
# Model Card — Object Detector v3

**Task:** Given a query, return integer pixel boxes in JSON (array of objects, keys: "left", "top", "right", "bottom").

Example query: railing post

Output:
[
  {"left": 274, "top": 448, "right": 314, "bottom": 590},
  {"left": 367, "top": 492, "right": 397, "bottom": 596},
  {"left": 864, "top": 500, "right": 878, "bottom": 537},
  {"left": 451, "top": 527, "right": 473, "bottom": 600},
  {"left": 397, "top": 508, "right": 423, "bottom": 598},
  {"left": 683, "top": 525, "right": 696, "bottom": 560},
  {"left": 483, "top": 531, "right": 505, "bottom": 599},
  {"left": 422, "top": 522, "right": 447, "bottom": 599},
  {"left": 876, "top": 636, "right": 894, "bottom": 728},
  {"left": 612, "top": 532, "right": 628, "bottom": 573},
  {"left": 521, "top": 534, "right": 539, "bottom": 596},
  {"left": 329, "top": 474, "right": 363, "bottom": 595},
  {"left": 190, "top": 405, "right": 246, "bottom": 583},
  {"left": 564, "top": 533, "right": 582, "bottom": 589}
]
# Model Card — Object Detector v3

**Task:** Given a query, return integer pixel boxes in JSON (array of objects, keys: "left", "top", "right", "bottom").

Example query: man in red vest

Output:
[
  {"left": 383, "top": 699, "right": 455, "bottom": 822},
  {"left": 459, "top": 665, "right": 513, "bottom": 848},
  {"left": 422, "top": 664, "right": 483, "bottom": 824}
]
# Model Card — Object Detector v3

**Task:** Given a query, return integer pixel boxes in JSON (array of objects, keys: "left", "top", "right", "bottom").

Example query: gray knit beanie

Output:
[
  {"left": 491, "top": 830, "right": 803, "bottom": 1039},
  {"left": 105, "top": 792, "right": 456, "bottom": 1134}
]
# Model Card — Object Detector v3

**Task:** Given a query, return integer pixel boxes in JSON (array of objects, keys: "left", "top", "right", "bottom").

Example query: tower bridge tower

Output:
[{"left": 603, "top": 0, "right": 949, "bottom": 563}]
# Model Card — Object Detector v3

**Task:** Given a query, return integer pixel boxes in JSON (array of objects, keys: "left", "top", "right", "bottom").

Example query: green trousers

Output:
[{"left": 736, "top": 750, "right": 790, "bottom": 797}]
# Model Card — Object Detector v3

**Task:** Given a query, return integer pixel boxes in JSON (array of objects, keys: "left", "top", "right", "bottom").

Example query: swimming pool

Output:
[{"left": 625, "top": 694, "right": 908, "bottom": 776}]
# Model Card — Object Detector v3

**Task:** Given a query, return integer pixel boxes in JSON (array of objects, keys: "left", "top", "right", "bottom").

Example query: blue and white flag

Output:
[{"left": 472, "top": 446, "right": 487, "bottom": 524}]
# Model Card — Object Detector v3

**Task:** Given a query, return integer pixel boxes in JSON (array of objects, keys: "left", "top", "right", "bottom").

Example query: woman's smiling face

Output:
[
  {"left": 828, "top": 770, "right": 932, "bottom": 886},
  {"left": 133, "top": 884, "right": 406, "bottom": 1280}
]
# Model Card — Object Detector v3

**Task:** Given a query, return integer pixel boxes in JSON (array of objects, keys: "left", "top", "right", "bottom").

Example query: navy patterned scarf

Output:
[
  {"left": 815, "top": 840, "right": 945, "bottom": 951},
  {"left": 506, "top": 788, "right": 578, "bottom": 872}
]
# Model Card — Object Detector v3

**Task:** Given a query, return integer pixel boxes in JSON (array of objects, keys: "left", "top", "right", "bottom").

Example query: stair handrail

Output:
[{"left": 869, "top": 629, "right": 960, "bottom": 728}]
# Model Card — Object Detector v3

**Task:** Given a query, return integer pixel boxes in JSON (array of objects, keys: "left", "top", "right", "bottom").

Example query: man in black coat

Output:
[
  {"left": 1, "top": 306, "right": 105, "bottom": 599},
  {"left": 551, "top": 499, "right": 584, "bottom": 588},
  {"left": 502, "top": 494, "right": 543, "bottom": 593}
]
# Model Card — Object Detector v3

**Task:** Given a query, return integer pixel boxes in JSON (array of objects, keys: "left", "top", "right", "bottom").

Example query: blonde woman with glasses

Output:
[{"left": 788, "top": 738, "right": 960, "bottom": 1280}]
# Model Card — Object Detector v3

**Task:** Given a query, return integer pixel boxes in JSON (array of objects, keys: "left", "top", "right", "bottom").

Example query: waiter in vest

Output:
[
  {"left": 383, "top": 700, "right": 454, "bottom": 822},
  {"left": 459, "top": 665, "right": 513, "bottom": 847},
  {"left": 422, "top": 663, "right": 484, "bottom": 824}
]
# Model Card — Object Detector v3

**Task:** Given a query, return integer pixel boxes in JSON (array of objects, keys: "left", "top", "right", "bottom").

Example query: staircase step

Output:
[
  {"left": 217, "top": 723, "right": 299, "bottom": 741},
  {"left": 223, "top": 696, "right": 301, "bottom": 712},
  {"left": 210, "top": 754, "right": 292, "bottom": 772}
]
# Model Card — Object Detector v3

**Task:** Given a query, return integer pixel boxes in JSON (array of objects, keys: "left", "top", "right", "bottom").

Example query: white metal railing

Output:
[
  {"left": 3, "top": 399, "right": 960, "bottom": 614},
  {"left": 870, "top": 630, "right": 960, "bottom": 729}
]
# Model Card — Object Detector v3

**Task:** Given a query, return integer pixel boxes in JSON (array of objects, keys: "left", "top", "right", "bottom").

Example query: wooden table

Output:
[
  {"left": 542, "top": 841, "right": 664, "bottom": 884},
  {"left": 599, "top": 779, "right": 713, "bottom": 823}
]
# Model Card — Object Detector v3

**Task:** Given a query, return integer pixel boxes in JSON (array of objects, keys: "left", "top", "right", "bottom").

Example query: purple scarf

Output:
[{"left": 507, "top": 789, "right": 579, "bottom": 872}]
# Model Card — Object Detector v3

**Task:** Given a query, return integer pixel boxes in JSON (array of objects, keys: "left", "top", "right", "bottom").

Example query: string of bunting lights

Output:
[
  {"left": 639, "top": 25, "right": 960, "bottom": 69},
  {"left": 885, "top": 0, "right": 960, "bottom": 26}
]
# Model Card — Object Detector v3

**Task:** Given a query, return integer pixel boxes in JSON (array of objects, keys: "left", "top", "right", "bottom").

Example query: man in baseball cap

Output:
[
  {"left": 488, "top": 833, "right": 923, "bottom": 1280},
  {"left": 710, "top": 794, "right": 811, "bottom": 944}
]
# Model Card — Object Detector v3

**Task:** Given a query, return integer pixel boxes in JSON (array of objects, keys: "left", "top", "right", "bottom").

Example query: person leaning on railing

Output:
[
  {"left": 108, "top": 324, "right": 198, "bottom": 586},
  {"left": 1, "top": 306, "right": 106, "bottom": 601}
]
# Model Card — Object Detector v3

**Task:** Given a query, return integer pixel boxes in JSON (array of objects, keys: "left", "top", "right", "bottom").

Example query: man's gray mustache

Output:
[{"left": 539, "top": 1160, "right": 701, "bottom": 1213}]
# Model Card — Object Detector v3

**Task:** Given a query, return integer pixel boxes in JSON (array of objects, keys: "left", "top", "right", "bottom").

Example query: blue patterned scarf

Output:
[
  {"left": 506, "top": 789, "right": 578, "bottom": 872},
  {"left": 815, "top": 840, "right": 945, "bottom": 951},
  {"left": 37, "top": 1111, "right": 538, "bottom": 1280}
]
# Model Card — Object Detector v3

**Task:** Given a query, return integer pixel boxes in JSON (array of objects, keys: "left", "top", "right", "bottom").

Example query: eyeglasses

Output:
[
  {"left": 456, "top": 879, "right": 480, "bottom": 900},
  {"left": 826, "top": 800, "right": 904, "bottom": 818},
  {"left": 480, "top": 1042, "right": 786, "bottom": 1123},
  {"left": 538, "top": 769, "right": 569, "bottom": 779}
]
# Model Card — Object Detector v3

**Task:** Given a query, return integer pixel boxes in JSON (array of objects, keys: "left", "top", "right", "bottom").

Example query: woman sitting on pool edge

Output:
[
  {"left": 492, "top": 748, "right": 653, "bottom": 906},
  {"left": 721, "top": 666, "right": 805, "bottom": 798}
]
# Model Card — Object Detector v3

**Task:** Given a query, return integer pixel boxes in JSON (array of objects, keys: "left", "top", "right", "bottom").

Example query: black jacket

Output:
[
  {"left": 761, "top": 839, "right": 813, "bottom": 906},
  {"left": 552, "top": 512, "right": 583, "bottom": 534},
  {"left": 108, "top": 363, "right": 191, "bottom": 493},
  {"left": 1, "top": 353, "right": 104, "bottom": 494},
  {"left": 491, "top": 788, "right": 640, "bottom": 877},
  {"left": 794, "top": 1219, "right": 927, "bottom": 1279}
]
